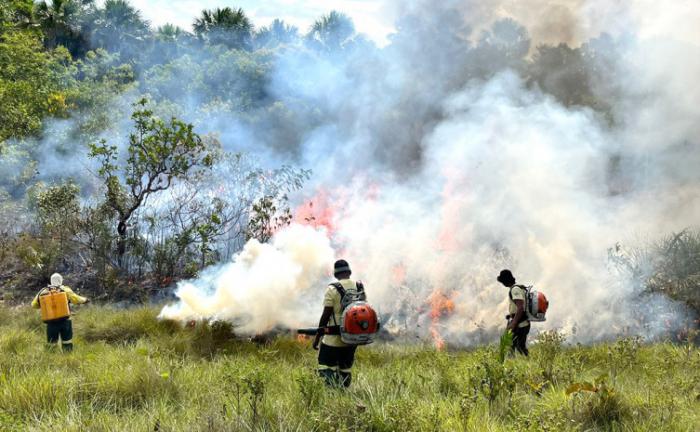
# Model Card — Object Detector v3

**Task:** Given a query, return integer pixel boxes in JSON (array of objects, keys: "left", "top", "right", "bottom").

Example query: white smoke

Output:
[
  {"left": 159, "top": 1, "right": 699, "bottom": 345},
  {"left": 158, "top": 224, "right": 334, "bottom": 333}
]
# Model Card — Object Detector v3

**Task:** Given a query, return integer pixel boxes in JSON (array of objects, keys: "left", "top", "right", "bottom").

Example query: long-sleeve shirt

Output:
[{"left": 31, "top": 285, "right": 88, "bottom": 312}]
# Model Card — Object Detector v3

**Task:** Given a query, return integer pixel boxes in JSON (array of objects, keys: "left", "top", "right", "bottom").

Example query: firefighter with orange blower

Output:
[
  {"left": 31, "top": 273, "right": 89, "bottom": 352},
  {"left": 497, "top": 269, "right": 549, "bottom": 356},
  {"left": 309, "top": 259, "right": 379, "bottom": 388}
]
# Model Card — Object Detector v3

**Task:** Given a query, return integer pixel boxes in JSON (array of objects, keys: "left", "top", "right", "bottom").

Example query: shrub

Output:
[
  {"left": 533, "top": 329, "right": 566, "bottom": 383},
  {"left": 567, "top": 374, "right": 629, "bottom": 427}
]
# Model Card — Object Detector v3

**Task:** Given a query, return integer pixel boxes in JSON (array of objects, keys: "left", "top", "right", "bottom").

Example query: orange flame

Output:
[
  {"left": 392, "top": 264, "right": 407, "bottom": 285},
  {"left": 294, "top": 189, "right": 336, "bottom": 235},
  {"left": 427, "top": 290, "right": 455, "bottom": 350}
]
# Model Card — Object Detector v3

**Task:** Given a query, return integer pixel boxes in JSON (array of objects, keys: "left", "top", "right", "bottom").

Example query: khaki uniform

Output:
[
  {"left": 321, "top": 278, "right": 359, "bottom": 347},
  {"left": 508, "top": 285, "right": 530, "bottom": 328}
]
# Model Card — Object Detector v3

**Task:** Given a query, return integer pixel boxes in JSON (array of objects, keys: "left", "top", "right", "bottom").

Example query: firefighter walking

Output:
[
  {"left": 312, "top": 259, "right": 368, "bottom": 388},
  {"left": 497, "top": 269, "right": 531, "bottom": 356},
  {"left": 31, "top": 273, "right": 89, "bottom": 352}
]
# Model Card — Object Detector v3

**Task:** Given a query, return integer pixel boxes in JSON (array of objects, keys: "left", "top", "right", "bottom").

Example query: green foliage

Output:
[
  {"left": 534, "top": 329, "right": 566, "bottom": 383},
  {"left": 0, "top": 0, "right": 34, "bottom": 31},
  {"left": 33, "top": 0, "right": 84, "bottom": 53},
  {"left": 89, "top": 98, "right": 217, "bottom": 266},
  {"left": 89, "top": 0, "right": 150, "bottom": 59},
  {"left": 0, "top": 30, "right": 72, "bottom": 143},
  {"left": 255, "top": 19, "right": 299, "bottom": 49},
  {"left": 307, "top": 11, "right": 356, "bottom": 51},
  {"left": 498, "top": 329, "right": 513, "bottom": 363},
  {"left": 468, "top": 350, "right": 519, "bottom": 411},
  {"left": 567, "top": 374, "right": 629, "bottom": 427},
  {"left": 193, "top": 7, "right": 252, "bottom": 50},
  {"left": 35, "top": 181, "right": 80, "bottom": 244},
  {"left": 245, "top": 195, "right": 293, "bottom": 243}
]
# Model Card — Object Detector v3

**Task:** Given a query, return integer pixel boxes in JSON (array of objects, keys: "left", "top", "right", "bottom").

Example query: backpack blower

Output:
[
  {"left": 510, "top": 284, "right": 549, "bottom": 322},
  {"left": 298, "top": 281, "right": 380, "bottom": 345}
]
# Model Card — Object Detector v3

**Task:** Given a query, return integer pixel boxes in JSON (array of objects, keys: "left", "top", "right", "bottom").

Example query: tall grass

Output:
[{"left": 0, "top": 305, "right": 698, "bottom": 431}]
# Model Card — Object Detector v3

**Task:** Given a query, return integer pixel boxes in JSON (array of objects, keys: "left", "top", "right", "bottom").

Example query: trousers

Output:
[{"left": 46, "top": 318, "right": 73, "bottom": 352}]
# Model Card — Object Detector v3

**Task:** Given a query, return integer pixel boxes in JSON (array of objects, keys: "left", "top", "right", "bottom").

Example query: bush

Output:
[
  {"left": 533, "top": 329, "right": 566, "bottom": 383},
  {"left": 648, "top": 230, "right": 700, "bottom": 313},
  {"left": 567, "top": 374, "right": 630, "bottom": 428}
]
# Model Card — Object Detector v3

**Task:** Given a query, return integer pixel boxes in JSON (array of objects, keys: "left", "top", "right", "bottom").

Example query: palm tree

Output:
[
  {"left": 153, "top": 23, "right": 190, "bottom": 62},
  {"left": 254, "top": 19, "right": 298, "bottom": 48},
  {"left": 33, "top": 0, "right": 81, "bottom": 49},
  {"left": 89, "top": 0, "right": 150, "bottom": 58},
  {"left": 306, "top": 11, "right": 355, "bottom": 52},
  {"left": 193, "top": 7, "right": 252, "bottom": 50},
  {"left": 156, "top": 23, "right": 184, "bottom": 42}
]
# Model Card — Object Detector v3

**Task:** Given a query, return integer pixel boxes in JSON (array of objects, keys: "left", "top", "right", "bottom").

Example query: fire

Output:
[
  {"left": 294, "top": 189, "right": 336, "bottom": 235},
  {"left": 427, "top": 290, "right": 455, "bottom": 350},
  {"left": 436, "top": 166, "right": 466, "bottom": 253},
  {"left": 392, "top": 264, "right": 407, "bottom": 285}
]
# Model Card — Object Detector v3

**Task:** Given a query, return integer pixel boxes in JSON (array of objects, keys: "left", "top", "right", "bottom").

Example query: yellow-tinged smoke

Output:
[{"left": 159, "top": 224, "right": 334, "bottom": 334}]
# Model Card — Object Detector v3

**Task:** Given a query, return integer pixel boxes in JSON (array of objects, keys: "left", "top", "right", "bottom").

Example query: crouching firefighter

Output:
[
  {"left": 310, "top": 260, "right": 379, "bottom": 388},
  {"left": 31, "top": 273, "right": 89, "bottom": 352}
]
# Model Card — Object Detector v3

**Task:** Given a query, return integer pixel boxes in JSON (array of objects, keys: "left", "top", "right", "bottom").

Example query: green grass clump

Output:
[{"left": 0, "top": 304, "right": 698, "bottom": 431}]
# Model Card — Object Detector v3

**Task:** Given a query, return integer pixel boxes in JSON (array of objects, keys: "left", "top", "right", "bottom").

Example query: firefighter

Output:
[
  {"left": 497, "top": 269, "right": 530, "bottom": 356},
  {"left": 31, "top": 273, "right": 89, "bottom": 352},
  {"left": 312, "top": 259, "right": 360, "bottom": 388}
]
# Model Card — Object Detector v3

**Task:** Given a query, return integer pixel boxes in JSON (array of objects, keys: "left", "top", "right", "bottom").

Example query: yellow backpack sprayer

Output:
[{"left": 39, "top": 287, "right": 70, "bottom": 322}]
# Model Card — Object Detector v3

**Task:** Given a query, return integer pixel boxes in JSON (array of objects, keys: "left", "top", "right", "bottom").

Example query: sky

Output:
[{"left": 127, "top": 0, "right": 397, "bottom": 44}]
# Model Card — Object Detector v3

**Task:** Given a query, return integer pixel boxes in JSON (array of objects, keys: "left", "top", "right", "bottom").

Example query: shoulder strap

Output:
[
  {"left": 329, "top": 282, "right": 345, "bottom": 327},
  {"left": 330, "top": 282, "right": 345, "bottom": 298},
  {"left": 509, "top": 285, "right": 527, "bottom": 301}
]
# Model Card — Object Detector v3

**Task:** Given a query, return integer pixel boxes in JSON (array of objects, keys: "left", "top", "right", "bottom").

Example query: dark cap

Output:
[
  {"left": 334, "top": 259, "right": 351, "bottom": 277},
  {"left": 497, "top": 269, "right": 515, "bottom": 285}
]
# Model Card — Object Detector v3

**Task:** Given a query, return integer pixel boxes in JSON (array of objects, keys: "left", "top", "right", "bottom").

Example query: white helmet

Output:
[{"left": 50, "top": 273, "right": 63, "bottom": 287}]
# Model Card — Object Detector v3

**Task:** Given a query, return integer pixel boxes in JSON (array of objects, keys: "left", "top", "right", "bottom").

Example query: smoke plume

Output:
[
  {"left": 4, "top": 0, "right": 696, "bottom": 345},
  {"left": 158, "top": 0, "right": 699, "bottom": 346}
]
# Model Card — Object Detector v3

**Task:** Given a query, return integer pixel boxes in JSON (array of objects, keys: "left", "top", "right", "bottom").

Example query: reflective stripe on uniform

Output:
[
  {"left": 318, "top": 365, "right": 338, "bottom": 371},
  {"left": 339, "top": 368, "right": 352, "bottom": 373},
  {"left": 61, "top": 339, "right": 72, "bottom": 344}
]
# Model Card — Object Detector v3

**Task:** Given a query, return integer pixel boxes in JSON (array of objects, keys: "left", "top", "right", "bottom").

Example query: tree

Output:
[
  {"left": 306, "top": 11, "right": 355, "bottom": 52},
  {"left": 0, "top": 0, "right": 35, "bottom": 32},
  {"left": 254, "top": 19, "right": 298, "bottom": 49},
  {"left": 0, "top": 31, "right": 71, "bottom": 144},
  {"left": 34, "top": 181, "right": 81, "bottom": 270},
  {"left": 155, "top": 23, "right": 184, "bottom": 43},
  {"left": 470, "top": 18, "right": 530, "bottom": 77},
  {"left": 34, "top": 0, "right": 91, "bottom": 56},
  {"left": 152, "top": 23, "right": 191, "bottom": 62},
  {"left": 89, "top": 98, "right": 217, "bottom": 268},
  {"left": 193, "top": 7, "right": 252, "bottom": 50},
  {"left": 527, "top": 43, "right": 594, "bottom": 107},
  {"left": 88, "top": 0, "right": 150, "bottom": 59}
]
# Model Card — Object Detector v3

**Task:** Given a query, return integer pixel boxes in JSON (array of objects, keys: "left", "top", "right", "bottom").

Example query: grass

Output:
[{"left": 0, "top": 305, "right": 698, "bottom": 431}]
